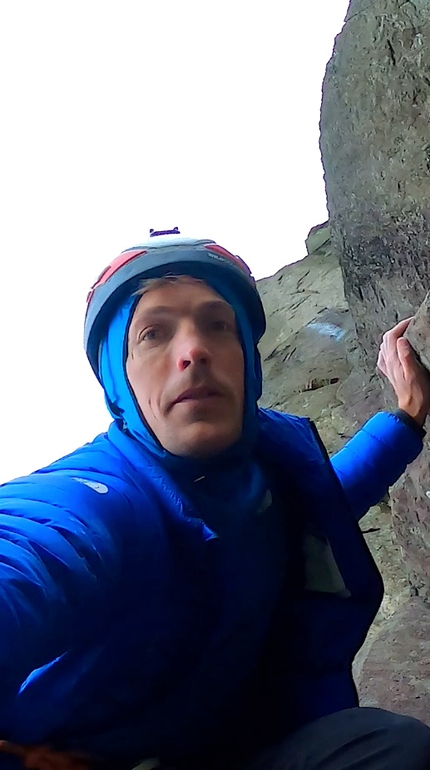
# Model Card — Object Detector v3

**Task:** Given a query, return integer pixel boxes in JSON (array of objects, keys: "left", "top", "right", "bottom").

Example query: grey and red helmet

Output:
[{"left": 84, "top": 228, "right": 266, "bottom": 378}]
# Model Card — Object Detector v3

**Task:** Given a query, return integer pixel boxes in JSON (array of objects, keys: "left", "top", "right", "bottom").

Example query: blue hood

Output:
[{"left": 98, "top": 272, "right": 265, "bottom": 483}]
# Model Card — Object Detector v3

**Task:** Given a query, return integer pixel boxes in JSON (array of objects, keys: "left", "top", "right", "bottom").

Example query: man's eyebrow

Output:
[
  {"left": 134, "top": 305, "right": 176, "bottom": 321},
  {"left": 133, "top": 300, "right": 233, "bottom": 326},
  {"left": 198, "top": 300, "right": 234, "bottom": 314}
]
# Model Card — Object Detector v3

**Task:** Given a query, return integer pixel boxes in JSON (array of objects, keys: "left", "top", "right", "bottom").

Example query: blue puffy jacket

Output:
[{"left": 0, "top": 409, "right": 422, "bottom": 766}]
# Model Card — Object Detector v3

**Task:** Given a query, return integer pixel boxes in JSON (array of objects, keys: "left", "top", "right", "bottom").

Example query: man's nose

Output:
[{"left": 175, "top": 324, "right": 211, "bottom": 370}]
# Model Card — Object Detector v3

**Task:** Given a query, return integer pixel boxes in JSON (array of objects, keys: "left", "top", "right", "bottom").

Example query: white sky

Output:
[{"left": 0, "top": 1, "right": 349, "bottom": 482}]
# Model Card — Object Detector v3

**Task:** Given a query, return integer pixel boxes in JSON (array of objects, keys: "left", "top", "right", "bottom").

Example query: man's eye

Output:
[
  {"left": 140, "top": 328, "right": 160, "bottom": 342},
  {"left": 211, "top": 319, "right": 231, "bottom": 332}
]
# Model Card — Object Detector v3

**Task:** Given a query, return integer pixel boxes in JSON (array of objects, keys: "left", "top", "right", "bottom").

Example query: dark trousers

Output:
[{"left": 238, "top": 708, "right": 430, "bottom": 770}]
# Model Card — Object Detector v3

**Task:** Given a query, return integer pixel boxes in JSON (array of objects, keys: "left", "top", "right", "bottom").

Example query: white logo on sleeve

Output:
[{"left": 72, "top": 477, "right": 109, "bottom": 494}]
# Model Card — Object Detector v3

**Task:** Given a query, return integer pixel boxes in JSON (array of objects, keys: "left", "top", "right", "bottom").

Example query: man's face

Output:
[{"left": 126, "top": 278, "right": 245, "bottom": 458}]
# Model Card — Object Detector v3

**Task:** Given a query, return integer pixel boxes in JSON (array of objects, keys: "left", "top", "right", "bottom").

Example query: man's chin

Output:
[{"left": 164, "top": 422, "right": 241, "bottom": 459}]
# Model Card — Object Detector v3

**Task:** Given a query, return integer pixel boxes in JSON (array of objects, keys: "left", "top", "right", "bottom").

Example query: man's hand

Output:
[{"left": 377, "top": 317, "right": 430, "bottom": 427}]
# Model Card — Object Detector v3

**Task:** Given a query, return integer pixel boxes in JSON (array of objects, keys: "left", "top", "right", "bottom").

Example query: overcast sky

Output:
[{"left": 0, "top": 0, "right": 350, "bottom": 482}]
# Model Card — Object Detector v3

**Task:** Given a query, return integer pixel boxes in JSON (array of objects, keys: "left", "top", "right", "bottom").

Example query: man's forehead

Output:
[{"left": 131, "top": 277, "right": 233, "bottom": 320}]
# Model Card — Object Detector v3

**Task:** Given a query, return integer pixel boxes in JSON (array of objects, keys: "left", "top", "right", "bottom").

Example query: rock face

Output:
[
  {"left": 258, "top": 236, "right": 429, "bottom": 721},
  {"left": 354, "top": 599, "right": 430, "bottom": 723},
  {"left": 406, "top": 291, "right": 430, "bottom": 373},
  {"left": 258, "top": 221, "right": 356, "bottom": 453},
  {"left": 258, "top": 225, "right": 408, "bottom": 629},
  {"left": 392, "top": 294, "right": 430, "bottom": 598},
  {"left": 320, "top": 0, "right": 430, "bottom": 598},
  {"left": 319, "top": 0, "right": 430, "bottom": 721}
]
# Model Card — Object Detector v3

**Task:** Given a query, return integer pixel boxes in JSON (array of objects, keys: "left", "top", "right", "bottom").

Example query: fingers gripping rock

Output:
[{"left": 405, "top": 291, "right": 430, "bottom": 374}]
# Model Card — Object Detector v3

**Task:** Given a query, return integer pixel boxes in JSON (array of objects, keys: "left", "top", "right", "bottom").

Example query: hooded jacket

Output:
[{"left": 0, "top": 408, "right": 423, "bottom": 767}]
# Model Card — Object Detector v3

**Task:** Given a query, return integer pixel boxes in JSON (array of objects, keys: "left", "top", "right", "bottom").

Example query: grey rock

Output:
[
  {"left": 305, "top": 221, "right": 331, "bottom": 257},
  {"left": 321, "top": 0, "right": 430, "bottom": 367},
  {"left": 258, "top": 227, "right": 428, "bottom": 720},
  {"left": 355, "top": 599, "right": 430, "bottom": 724},
  {"left": 258, "top": 231, "right": 407, "bottom": 621},
  {"left": 320, "top": 0, "right": 430, "bottom": 594},
  {"left": 258, "top": 223, "right": 354, "bottom": 455},
  {"left": 406, "top": 291, "right": 430, "bottom": 373}
]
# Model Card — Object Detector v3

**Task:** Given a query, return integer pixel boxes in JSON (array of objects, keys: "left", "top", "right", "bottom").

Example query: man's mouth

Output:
[{"left": 173, "top": 387, "right": 222, "bottom": 405}]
